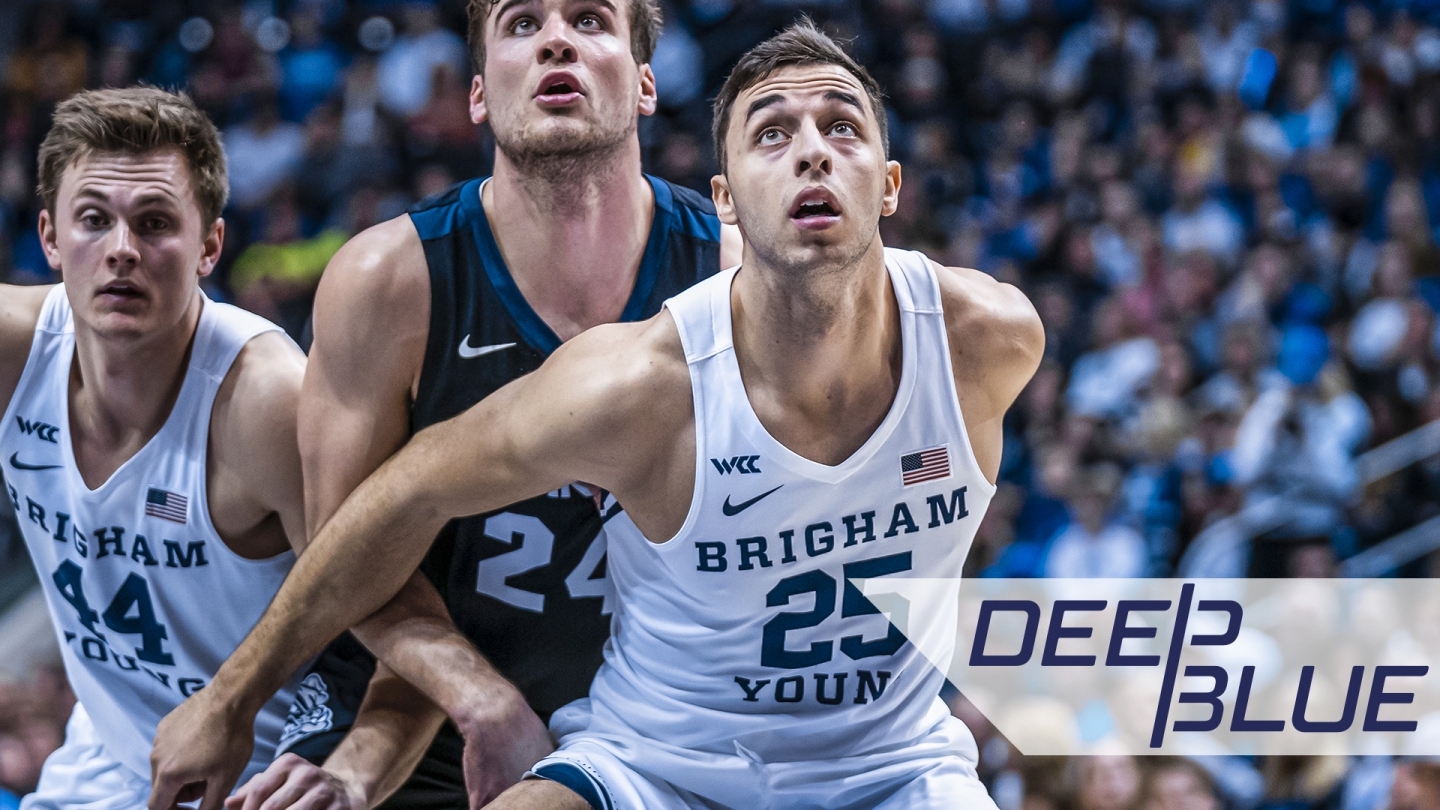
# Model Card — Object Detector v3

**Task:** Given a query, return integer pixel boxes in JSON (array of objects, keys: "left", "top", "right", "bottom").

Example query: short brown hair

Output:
[
  {"left": 37, "top": 86, "right": 228, "bottom": 225},
  {"left": 712, "top": 19, "right": 889, "bottom": 173},
  {"left": 465, "top": 0, "right": 663, "bottom": 74}
]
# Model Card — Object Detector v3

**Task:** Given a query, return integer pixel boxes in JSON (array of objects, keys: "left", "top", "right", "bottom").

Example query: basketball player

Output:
[
  {"left": 0, "top": 88, "right": 307, "bottom": 808},
  {"left": 156, "top": 20, "right": 1041, "bottom": 809},
  {"left": 151, "top": 0, "right": 738, "bottom": 805}
]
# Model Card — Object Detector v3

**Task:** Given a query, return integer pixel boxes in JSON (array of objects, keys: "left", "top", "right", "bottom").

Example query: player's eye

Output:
[
  {"left": 509, "top": 16, "right": 537, "bottom": 34},
  {"left": 80, "top": 212, "right": 107, "bottom": 229},
  {"left": 830, "top": 121, "right": 858, "bottom": 137},
  {"left": 141, "top": 217, "right": 170, "bottom": 233},
  {"left": 758, "top": 128, "right": 786, "bottom": 146},
  {"left": 576, "top": 12, "right": 602, "bottom": 29}
]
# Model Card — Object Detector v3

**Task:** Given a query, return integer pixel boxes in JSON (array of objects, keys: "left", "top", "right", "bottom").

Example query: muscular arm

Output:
[
  {"left": 152, "top": 315, "right": 687, "bottom": 808},
  {"left": 934, "top": 262, "right": 1045, "bottom": 484},
  {"left": 220, "top": 316, "right": 683, "bottom": 705},
  {"left": 301, "top": 220, "right": 555, "bottom": 803}
]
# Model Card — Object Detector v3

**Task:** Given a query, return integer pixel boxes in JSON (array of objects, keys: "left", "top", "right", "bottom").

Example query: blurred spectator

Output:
[
  {"left": 1389, "top": 760, "right": 1440, "bottom": 810},
  {"left": 279, "top": 9, "right": 348, "bottom": 123},
  {"left": 223, "top": 95, "right": 307, "bottom": 212},
  {"left": 1044, "top": 461, "right": 1149, "bottom": 577},
  {"left": 1067, "top": 755, "right": 1145, "bottom": 810},
  {"left": 1140, "top": 758, "right": 1221, "bottom": 810},
  {"left": 5, "top": 3, "right": 87, "bottom": 106},
  {"left": 376, "top": 1, "right": 469, "bottom": 117},
  {"left": 0, "top": 665, "right": 71, "bottom": 799}
]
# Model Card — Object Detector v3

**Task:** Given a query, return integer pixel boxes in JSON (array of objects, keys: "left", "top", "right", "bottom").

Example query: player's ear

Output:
[
  {"left": 470, "top": 75, "right": 488, "bottom": 125},
  {"left": 880, "top": 161, "right": 902, "bottom": 217},
  {"left": 637, "top": 64, "right": 657, "bottom": 117},
  {"left": 37, "top": 208, "right": 62, "bottom": 271},
  {"left": 711, "top": 173, "right": 738, "bottom": 227},
  {"left": 198, "top": 217, "right": 224, "bottom": 279}
]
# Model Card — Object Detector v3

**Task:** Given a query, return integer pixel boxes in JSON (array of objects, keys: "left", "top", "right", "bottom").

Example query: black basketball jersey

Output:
[
  {"left": 285, "top": 177, "right": 720, "bottom": 804},
  {"left": 407, "top": 175, "right": 721, "bottom": 718}
]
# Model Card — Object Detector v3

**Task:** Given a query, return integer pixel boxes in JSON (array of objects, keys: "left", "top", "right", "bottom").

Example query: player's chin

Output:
[{"left": 87, "top": 308, "right": 154, "bottom": 339}]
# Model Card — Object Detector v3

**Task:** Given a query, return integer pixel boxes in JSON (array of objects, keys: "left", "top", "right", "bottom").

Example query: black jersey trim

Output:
[
  {"left": 621, "top": 175, "right": 671, "bottom": 323},
  {"left": 451, "top": 175, "right": 704, "bottom": 355},
  {"left": 460, "top": 178, "right": 564, "bottom": 354}
]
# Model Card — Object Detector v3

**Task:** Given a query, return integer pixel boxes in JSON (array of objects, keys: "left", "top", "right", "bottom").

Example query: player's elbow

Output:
[{"left": 992, "top": 283, "right": 1046, "bottom": 373}]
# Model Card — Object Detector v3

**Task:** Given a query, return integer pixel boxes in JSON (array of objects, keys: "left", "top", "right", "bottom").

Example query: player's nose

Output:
[
  {"left": 792, "top": 120, "right": 832, "bottom": 177},
  {"left": 536, "top": 14, "right": 579, "bottom": 63},
  {"left": 104, "top": 219, "right": 140, "bottom": 268}
]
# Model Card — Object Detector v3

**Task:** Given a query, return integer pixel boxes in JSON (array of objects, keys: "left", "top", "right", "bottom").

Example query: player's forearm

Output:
[
  {"left": 324, "top": 665, "right": 448, "bottom": 809},
  {"left": 346, "top": 571, "right": 526, "bottom": 730},
  {"left": 210, "top": 451, "right": 454, "bottom": 714},
  {"left": 353, "top": 602, "right": 520, "bottom": 726}
]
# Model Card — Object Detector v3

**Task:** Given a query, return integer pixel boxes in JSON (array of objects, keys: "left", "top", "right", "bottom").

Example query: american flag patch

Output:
[
  {"left": 145, "top": 488, "right": 188, "bottom": 524},
  {"left": 901, "top": 446, "right": 951, "bottom": 487}
]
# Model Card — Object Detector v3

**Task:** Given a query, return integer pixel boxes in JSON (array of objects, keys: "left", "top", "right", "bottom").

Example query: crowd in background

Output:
[{"left": 3, "top": 0, "right": 1440, "bottom": 805}]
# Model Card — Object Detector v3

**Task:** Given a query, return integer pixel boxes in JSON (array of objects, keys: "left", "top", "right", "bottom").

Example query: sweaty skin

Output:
[
  {"left": 152, "top": 62, "right": 1038, "bottom": 810},
  {"left": 0, "top": 149, "right": 308, "bottom": 806},
  {"left": 151, "top": 0, "right": 741, "bottom": 807}
]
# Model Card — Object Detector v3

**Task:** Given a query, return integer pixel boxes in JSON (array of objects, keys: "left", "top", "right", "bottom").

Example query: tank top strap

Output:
[
  {"left": 883, "top": 247, "right": 943, "bottom": 316},
  {"left": 36, "top": 284, "right": 73, "bottom": 334},
  {"left": 664, "top": 266, "right": 738, "bottom": 366},
  {"left": 162, "top": 295, "right": 286, "bottom": 458},
  {"left": 187, "top": 293, "right": 286, "bottom": 383}
]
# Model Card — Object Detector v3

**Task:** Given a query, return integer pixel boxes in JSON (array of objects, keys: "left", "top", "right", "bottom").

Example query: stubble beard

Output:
[{"left": 493, "top": 110, "right": 637, "bottom": 215}]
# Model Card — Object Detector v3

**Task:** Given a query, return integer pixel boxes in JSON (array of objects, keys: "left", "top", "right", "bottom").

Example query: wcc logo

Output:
[
  {"left": 712, "top": 455, "right": 762, "bottom": 475},
  {"left": 16, "top": 416, "right": 59, "bottom": 443}
]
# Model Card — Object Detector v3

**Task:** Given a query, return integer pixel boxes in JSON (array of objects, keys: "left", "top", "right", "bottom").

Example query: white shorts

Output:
[
  {"left": 528, "top": 699, "right": 1000, "bottom": 810},
  {"left": 20, "top": 704, "right": 150, "bottom": 810}
]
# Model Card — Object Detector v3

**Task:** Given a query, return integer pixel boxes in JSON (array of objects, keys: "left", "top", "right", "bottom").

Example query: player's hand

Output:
[
  {"left": 455, "top": 687, "right": 555, "bottom": 808},
  {"left": 226, "top": 754, "right": 365, "bottom": 810},
  {"left": 149, "top": 689, "right": 256, "bottom": 810}
]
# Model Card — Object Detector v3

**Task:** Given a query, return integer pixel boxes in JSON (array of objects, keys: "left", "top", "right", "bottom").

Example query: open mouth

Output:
[
  {"left": 790, "top": 189, "right": 842, "bottom": 228},
  {"left": 536, "top": 72, "right": 584, "bottom": 105}
]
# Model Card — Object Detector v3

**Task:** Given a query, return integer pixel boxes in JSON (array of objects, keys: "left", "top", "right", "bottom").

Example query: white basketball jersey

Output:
[
  {"left": 1, "top": 286, "right": 299, "bottom": 785},
  {"left": 591, "top": 248, "right": 995, "bottom": 763}
]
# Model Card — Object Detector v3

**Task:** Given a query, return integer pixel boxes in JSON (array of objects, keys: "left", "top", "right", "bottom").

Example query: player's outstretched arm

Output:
[
  {"left": 228, "top": 662, "right": 447, "bottom": 810},
  {"left": 933, "top": 262, "right": 1045, "bottom": 483},
  {"left": 148, "top": 330, "right": 310, "bottom": 810},
  {"left": 150, "top": 313, "right": 683, "bottom": 810},
  {"left": 297, "top": 217, "right": 551, "bottom": 802},
  {"left": 0, "top": 284, "right": 53, "bottom": 412}
]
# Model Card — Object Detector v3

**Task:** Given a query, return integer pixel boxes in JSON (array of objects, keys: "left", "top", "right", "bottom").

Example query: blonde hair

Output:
[{"left": 37, "top": 86, "right": 228, "bottom": 225}]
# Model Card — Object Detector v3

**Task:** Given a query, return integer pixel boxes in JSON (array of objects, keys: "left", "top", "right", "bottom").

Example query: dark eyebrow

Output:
[
  {"left": 492, "top": 0, "right": 534, "bottom": 23},
  {"left": 744, "top": 94, "right": 785, "bottom": 123},
  {"left": 825, "top": 90, "right": 864, "bottom": 111}
]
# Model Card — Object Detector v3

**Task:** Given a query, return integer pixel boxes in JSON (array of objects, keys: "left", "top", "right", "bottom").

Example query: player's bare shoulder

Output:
[
  {"left": 0, "top": 284, "right": 54, "bottom": 407},
  {"left": 930, "top": 260, "right": 1044, "bottom": 416},
  {"left": 545, "top": 309, "right": 692, "bottom": 435},
  {"left": 311, "top": 216, "right": 430, "bottom": 355},
  {"left": 212, "top": 330, "right": 307, "bottom": 457},
  {"left": 524, "top": 310, "right": 693, "bottom": 495},
  {"left": 207, "top": 330, "right": 307, "bottom": 556}
]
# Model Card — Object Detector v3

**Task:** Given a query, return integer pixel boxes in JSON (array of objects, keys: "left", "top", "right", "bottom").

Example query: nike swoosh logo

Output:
[
  {"left": 458, "top": 337, "right": 517, "bottom": 359},
  {"left": 9, "top": 453, "right": 60, "bottom": 471},
  {"left": 722, "top": 485, "right": 783, "bottom": 517}
]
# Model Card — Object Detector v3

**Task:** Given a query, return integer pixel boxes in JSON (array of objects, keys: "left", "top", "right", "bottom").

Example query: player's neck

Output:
[
  {"left": 485, "top": 145, "right": 653, "bottom": 339},
  {"left": 729, "top": 241, "right": 901, "bottom": 464},
  {"left": 67, "top": 293, "right": 202, "bottom": 475}
]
